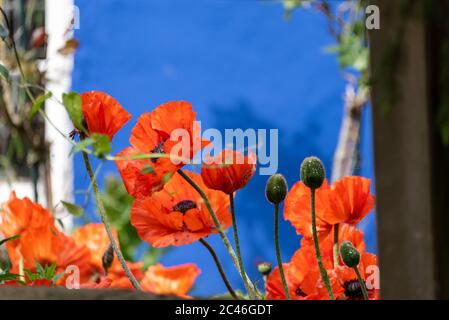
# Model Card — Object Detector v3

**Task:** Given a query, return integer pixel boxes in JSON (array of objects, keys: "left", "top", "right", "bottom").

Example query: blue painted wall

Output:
[{"left": 72, "top": 0, "right": 376, "bottom": 296}]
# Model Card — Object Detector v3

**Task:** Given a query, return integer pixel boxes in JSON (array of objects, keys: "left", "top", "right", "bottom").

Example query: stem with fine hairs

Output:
[
  {"left": 229, "top": 193, "right": 251, "bottom": 298},
  {"left": 82, "top": 151, "right": 141, "bottom": 290},
  {"left": 199, "top": 238, "right": 238, "bottom": 300},
  {"left": 274, "top": 203, "right": 290, "bottom": 299},
  {"left": 177, "top": 169, "right": 257, "bottom": 299},
  {"left": 311, "top": 188, "right": 335, "bottom": 300}
]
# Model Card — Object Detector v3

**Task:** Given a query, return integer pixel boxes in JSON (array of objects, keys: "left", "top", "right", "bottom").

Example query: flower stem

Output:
[
  {"left": 354, "top": 266, "right": 369, "bottom": 300},
  {"left": 199, "top": 238, "right": 238, "bottom": 300},
  {"left": 177, "top": 169, "right": 257, "bottom": 299},
  {"left": 274, "top": 203, "right": 290, "bottom": 299},
  {"left": 82, "top": 151, "right": 141, "bottom": 290},
  {"left": 310, "top": 188, "right": 335, "bottom": 300},
  {"left": 333, "top": 223, "right": 339, "bottom": 268},
  {"left": 229, "top": 193, "right": 251, "bottom": 298}
]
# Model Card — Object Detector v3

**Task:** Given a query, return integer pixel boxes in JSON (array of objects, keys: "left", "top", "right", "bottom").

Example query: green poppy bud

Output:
[
  {"left": 265, "top": 174, "right": 288, "bottom": 204},
  {"left": 257, "top": 262, "right": 272, "bottom": 276},
  {"left": 339, "top": 240, "right": 360, "bottom": 268},
  {"left": 102, "top": 243, "right": 114, "bottom": 275},
  {"left": 300, "top": 156, "right": 325, "bottom": 189}
]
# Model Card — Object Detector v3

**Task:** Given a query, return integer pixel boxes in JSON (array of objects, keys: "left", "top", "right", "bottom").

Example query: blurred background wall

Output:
[{"left": 71, "top": 0, "right": 376, "bottom": 296}]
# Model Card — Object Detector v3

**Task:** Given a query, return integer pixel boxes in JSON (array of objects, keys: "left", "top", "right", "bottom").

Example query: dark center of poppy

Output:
[
  {"left": 344, "top": 280, "right": 364, "bottom": 299},
  {"left": 150, "top": 141, "right": 165, "bottom": 163},
  {"left": 173, "top": 200, "right": 197, "bottom": 214},
  {"left": 295, "top": 287, "right": 306, "bottom": 297}
]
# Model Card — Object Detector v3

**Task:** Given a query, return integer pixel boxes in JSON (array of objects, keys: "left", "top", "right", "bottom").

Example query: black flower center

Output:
[
  {"left": 295, "top": 287, "right": 306, "bottom": 297},
  {"left": 173, "top": 200, "right": 197, "bottom": 214},
  {"left": 150, "top": 141, "right": 165, "bottom": 163},
  {"left": 344, "top": 280, "right": 364, "bottom": 299}
]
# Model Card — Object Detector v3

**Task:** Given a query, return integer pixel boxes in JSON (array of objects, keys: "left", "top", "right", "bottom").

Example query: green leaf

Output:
[
  {"left": 91, "top": 133, "right": 111, "bottom": 157},
  {"left": 61, "top": 200, "right": 85, "bottom": 217},
  {"left": 141, "top": 164, "right": 155, "bottom": 174},
  {"left": 70, "top": 138, "right": 94, "bottom": 156},
  {"left": 29, "top": 92, "right": 53, "bottom": 120},
  {"left": 45, "top": 264, "right": 57, "bottom": 279},
  {"left": 63, "top": 92, "right": 85, "bottom": 131},
  {"left": 24, "top": 269, "right": 36, "bottom": 282},
  {"left": 0, "top": 273, "right": 20, "bottom": 282},
  {"left": 0, "top": 63, "right": 10, "bottom": 82},
  {"left": 0, "top": 235, "right": 20, "bottom": 246},
  {"left": 35, "top": 262, "right": 45, "bottom": 277}
]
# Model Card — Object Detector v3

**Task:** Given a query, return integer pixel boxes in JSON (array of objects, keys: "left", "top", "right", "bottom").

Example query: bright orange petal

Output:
[
  {"left": 284, "top": 180, "right": 332, "bottom": 239},
  {"left": 81, "top": 91, "right": 131, "bottom": 141},
  {"left": 140, "top": 263, "right": 200, "bottom": 297},
  {"left": 201, "top": 150, "right": 257, "bottom": 194}
]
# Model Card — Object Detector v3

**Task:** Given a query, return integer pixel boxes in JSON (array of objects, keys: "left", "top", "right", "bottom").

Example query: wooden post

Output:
[{"left": 370, "top": 0, "right": 449, "bottom": 299}]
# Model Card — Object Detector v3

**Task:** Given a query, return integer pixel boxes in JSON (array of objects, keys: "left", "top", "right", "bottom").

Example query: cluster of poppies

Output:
[
  {"left": 0, "top": 90, "right": 379, "bottom": 299},
  {"left": 0, "top": 192, "right": 199, "bottom": 296},
  {"left": 266, "top": 172, "right": 379, "bottom": 299}
]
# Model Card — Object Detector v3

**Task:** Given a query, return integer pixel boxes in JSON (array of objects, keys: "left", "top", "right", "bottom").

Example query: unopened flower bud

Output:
[
  {"left": 300, "top": 156, "right": 325, "bottom": 189},
  {"left": 339, "top": 240, "right": 360, "bottom": 268},
  {"left": 102, "top": 244, "right": 114, "bottom": 275},
  {"left": 265, "top": 174, "right": 288, "bottom": 204},
  {"left": 257, "top": 262, "right": 272, "bottom": 276}
]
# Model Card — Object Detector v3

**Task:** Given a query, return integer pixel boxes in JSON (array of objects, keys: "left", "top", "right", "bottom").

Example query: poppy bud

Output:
[
  {"left": 257, "top": 262, "right": 272, "bottom": 276},
  {"left": 300, "top": 156, "right": 325, "bottom": 189},
  {"left": 265, "top": 174, "right": 288, "bottom": 204},
  {"left": 102, "top": 244, "right": 114, "bottom": 274},
  {"left": 339, "top": 240, "right": 360, "bottom": 268}
]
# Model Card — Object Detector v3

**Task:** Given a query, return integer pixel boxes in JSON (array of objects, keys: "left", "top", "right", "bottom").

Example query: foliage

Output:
[{"left": 284, "top": 0, "right": 369, "bottom": 87}]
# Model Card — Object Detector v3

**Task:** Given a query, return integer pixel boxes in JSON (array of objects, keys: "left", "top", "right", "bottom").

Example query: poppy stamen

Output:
[
  {"left": 295, "top": 287, "right": 306, "bottom": 297},
  {"left": 344, "top": 280, "right": 364, "bottom": 299},
  {"left": 150, "top": 141, "right": 165, "bottom": 163},
  {"left": 173, "top": 200, "right": 197, "bottom": 214}
]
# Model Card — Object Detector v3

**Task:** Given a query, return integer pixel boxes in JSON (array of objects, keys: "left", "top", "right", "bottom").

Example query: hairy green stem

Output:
[
  {"left": 310, "top": 188, "right": 335, "bottom": 300},
  {"left": 82, "top": 151, "right": 141, "bottom": 290},
  {"left": 229, "top": 193, "right": 250, "bottom": 298},
  {"left": 274, "top": 203, "right": 290, "bottom": 299},
  {"left": 354, "top": 266, "right": 369, "bottom": 300},
  {"left": 177, "top": 169, "right": 256, "bottom": 299},
  {"left": 199, "top": 238, "right": 238, "bottom": 300}
]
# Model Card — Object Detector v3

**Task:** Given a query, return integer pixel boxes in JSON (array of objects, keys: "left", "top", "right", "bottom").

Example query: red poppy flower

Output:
[
  {"left": 301, "top": 223, "right": 366, "bottom": 267},
  {"left": 284, "top": 180, "right": 332, "bottom": 239},
  {"left": 1, "top": 192, "right": 91, "bottom": 282},
  {"left": 320, "top": 176, "right": 375, "bottom": 226},
  {"left": 72, "top": 223, "right": 143, "bottom": 287},
  {"left": 131, "top": 171, "right": 231, "bottom": 247},
  {"left": 284, "top": 177, "right": 375, "bottom": 240},
  {"left": 116, "top": 101, "right": 209, "bottom": 197},
  {"left": 201, "top": 149, "right": 257, "bottom": 194},
  {"left": 140, "top": 263, "right": 200, "bottom": 298},
  {"left": 334, "top": 252, "right": 380, "bottom": 300},
  {"left": 80, "top": 277, "right": 113, "bottom": 289},
  {"left": 81, "top": 91, "right": 131, "bottom": 141},
  {"left": 266, "top": 250, "right": 338, "bottom": 300},
  {"left": 115, "top": 146, "right": 176, "bottom": 197},
  {"left": 0, "top": 192, "right": 54, "bottom": 239},
  {"left": 29, "top": 279, "right": 54, "bottom": 287},
  {"left": 72, "top": 223, "right": 119, "bottom": 272},
  {"left": 266, "top": 224, "right": 367, "bottom": 300},
  {"left": 6, "top": 226, "right": 92, "bottom": 283}
]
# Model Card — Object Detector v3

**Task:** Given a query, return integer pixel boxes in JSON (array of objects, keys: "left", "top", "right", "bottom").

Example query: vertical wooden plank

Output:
[
  {"left": 426, "top": 0, "right": 449, "bottom": 299},
  {"left": 369, "top": 0, "right": 437, "bottom": 299}
]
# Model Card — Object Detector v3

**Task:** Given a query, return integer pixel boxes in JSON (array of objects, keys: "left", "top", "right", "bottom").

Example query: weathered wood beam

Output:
[{"left": 370, "top": 0, "right": 449, "bottom": 299}]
